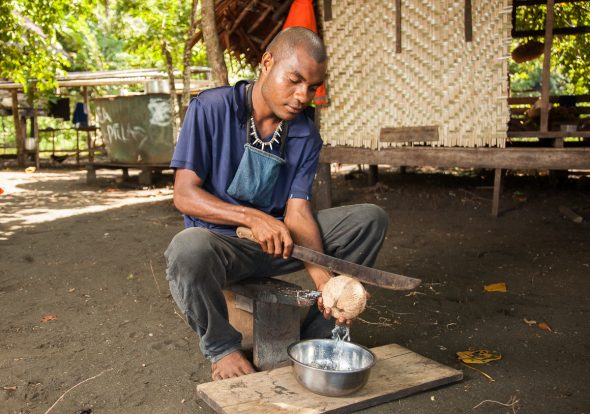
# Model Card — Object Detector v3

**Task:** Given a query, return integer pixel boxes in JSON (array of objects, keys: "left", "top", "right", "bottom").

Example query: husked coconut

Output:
[{"left": 321, "top": 275, "right": 367, "bottom": 320}]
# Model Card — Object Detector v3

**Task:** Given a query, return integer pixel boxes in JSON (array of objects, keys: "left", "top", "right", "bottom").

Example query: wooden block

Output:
[
  {"left": 139, "top": 167, "right": 153, "bottom": 186},
  {"left": 253, "top": 301, "right": 300, "bottom": 371},
  {"left": 197, "top": 343, "right": 463, "bottom": 414},
  {"left": 224, "top": 291, "right": 253, "bottom": 350},
  {"left": 380, "top": 126, "right": 439, "bottom": 143},
  {"left": 225, "top": 278, "right": 317, "bottom": 307}
]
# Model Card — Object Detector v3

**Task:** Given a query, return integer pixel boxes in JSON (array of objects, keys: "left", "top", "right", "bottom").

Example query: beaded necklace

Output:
[{"left": 249, "top": 116, "right": 284, "bottom": 151}]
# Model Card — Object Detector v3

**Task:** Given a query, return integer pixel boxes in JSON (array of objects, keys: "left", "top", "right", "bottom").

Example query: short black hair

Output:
[{"left": 266, "top": 27, "right": 327, "bottom": 63}]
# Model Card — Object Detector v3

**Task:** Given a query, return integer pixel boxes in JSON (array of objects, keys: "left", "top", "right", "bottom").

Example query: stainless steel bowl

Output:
[{"left": 287, "top": 339, "right": 376, "bottom": 397}]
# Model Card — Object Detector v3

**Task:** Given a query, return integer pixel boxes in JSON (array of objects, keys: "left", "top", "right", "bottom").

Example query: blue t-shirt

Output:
[{"left": 170, "top": 80, "right": 323, "bottom": 236}]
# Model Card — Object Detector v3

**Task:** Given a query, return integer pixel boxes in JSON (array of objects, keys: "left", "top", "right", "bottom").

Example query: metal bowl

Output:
[{"left": 287, "top": 339, "right": 376, "bottom": 397}]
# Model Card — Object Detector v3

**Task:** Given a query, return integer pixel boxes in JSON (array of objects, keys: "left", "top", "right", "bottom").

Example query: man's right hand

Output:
[{"left": 248, "top": 215, "right": 293, "bottom": 259}]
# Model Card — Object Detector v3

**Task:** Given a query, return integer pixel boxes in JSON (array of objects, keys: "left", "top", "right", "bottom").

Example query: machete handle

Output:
[{"left": 236, "top": 226, "right": 257, "bottom": 243}]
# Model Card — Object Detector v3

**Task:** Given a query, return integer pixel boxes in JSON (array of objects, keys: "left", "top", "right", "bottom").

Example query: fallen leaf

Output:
[
  {"left": 105, "top": 187, "right": 118, "bottom": 192},
  {"left": 68, "top": 288, "right": 76, "bottom": 293},
  {"left": 0, "top": 187, "right": 4, "bottom": 195},
  {"left": 523, "top": 318, "right": 537, "bottom": 326},
  {"left": 40, "top": 314, "right": 57, "bottom": 322},
  {"left": 484, "top": 282, "right": 507, "bottom": 293},
  {"left": 3, "top": 386, "right": 17, "bottom": 391},
  {"left": 25, "top": 166, "right": 36, "bottom": 174},
  {"left": 537, "top": 322, "right": 553, "bottom": 332},
  {"left": 127, "top": 273, "right": 135, "bottom": 280},
  {"left": 457, "top": 349, "right": 502, "bottom": 364}
]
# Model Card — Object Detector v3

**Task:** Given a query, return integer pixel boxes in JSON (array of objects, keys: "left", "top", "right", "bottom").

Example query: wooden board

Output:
[
  {"left": 319, "top": 146, "right": 590, "bottom": 170},
  {"left": 379, "top": 126, "right": 439, "bottom": 143},
  {"left": 197, "top": 344, "right": 463, "bottom": 414}
]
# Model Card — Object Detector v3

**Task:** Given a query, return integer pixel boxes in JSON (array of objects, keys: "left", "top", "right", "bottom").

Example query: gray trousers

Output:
[{"left": 164, "top": 204, "right": 388, "bottom": 362}]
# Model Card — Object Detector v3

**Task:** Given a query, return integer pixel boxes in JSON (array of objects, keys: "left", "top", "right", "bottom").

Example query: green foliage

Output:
[
  {"left": 511, "top": 2, "right": 590, "bottom": 96},
  {"left": 0, "top": 0, "right": 72, "bottom": 93}
]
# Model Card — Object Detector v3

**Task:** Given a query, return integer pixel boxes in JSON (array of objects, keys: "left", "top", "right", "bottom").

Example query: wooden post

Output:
[
  {"left": 492, "top": 168, "right": 503, "bottom": 217},
  {"left": 313, "top": 162, "right": 332, "bottom": 211},
  {"left": 83, "top": 86, "right": 92, "bottom": 125},
  {"left": 540, "top": 0, "right": 555, "bottom": 133},
  {"left": 368, "top": 165, "right": 379, "bottom": 186},
  {"left": 11, "top": 89, "right": 25, "bottom": 167},
  {"left": 30, "top": 84, "right": 40, "bottom": 169}
]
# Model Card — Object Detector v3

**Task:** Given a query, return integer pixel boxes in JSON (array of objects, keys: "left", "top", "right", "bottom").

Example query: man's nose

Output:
[{"left": 294, "top": 85, "right": 314, "bottom": 105}]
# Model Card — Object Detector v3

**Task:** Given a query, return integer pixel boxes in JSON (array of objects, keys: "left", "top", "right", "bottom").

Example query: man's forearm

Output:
[
  {"left": 175, "top": 184, "right": 264, "bottom": 227},
  {"left": 284, "top": 200, "right": 332, "bottom": 290}
]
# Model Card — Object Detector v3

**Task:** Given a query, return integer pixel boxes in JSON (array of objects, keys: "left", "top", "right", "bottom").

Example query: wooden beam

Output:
[
  {"left": 514, "top": 0, "right": 588, "bottom": 6},
  {"left": 464, "top": 0, "right": 473, "bottom": 42},
  {"left": 540, "top": 0, "right": 555, "bottom": 133},
  {"left": 396, "top": 0, "right": 402, "bottom": 53},
  {"left": 324, "top": 0, "right": 333, "bottom": 21},
  {"left": 512, "top": 26, "right": 590, "bottom": 38},
  {"left": 380, "top": 126, "right": 439, "bottom": 142},
  {"left": 507, "top": 130, "right": 590, "bottom": 138},
  {"left": 248, "top": 3, "right": 273, "bottom": 34},
  {"left": 228, "top": 0, "right": 258, "bottom": 35},
  {"left": 319, "top": 146, "right": 590, "bottom": 170},
  {"left": 508, "top": 94, "right": 590, "bottom": 105}
]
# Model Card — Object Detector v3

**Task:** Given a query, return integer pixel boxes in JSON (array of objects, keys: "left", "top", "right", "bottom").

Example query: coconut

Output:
[{"left": 321, "top": 275, "right": 367, "bottom": 320}]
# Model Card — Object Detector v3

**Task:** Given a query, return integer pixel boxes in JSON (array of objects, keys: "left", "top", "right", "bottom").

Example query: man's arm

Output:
[
  {"left": 284, "top": 197, "right": 350, "bottom": 325},
  {"left": 173, "top": 168, "right": 293, "bottom": 257}
]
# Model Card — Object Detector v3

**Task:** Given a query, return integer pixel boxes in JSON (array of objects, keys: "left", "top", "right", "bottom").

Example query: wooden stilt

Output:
[
  {"left": 368, "top": 164, "right": 379, "bottom": 186},
  {"left": 313, "top": 162, "right": 332, "bottom": 211},
  {"left": 492, "top": 168, "right": 503, "bottom": 217}
]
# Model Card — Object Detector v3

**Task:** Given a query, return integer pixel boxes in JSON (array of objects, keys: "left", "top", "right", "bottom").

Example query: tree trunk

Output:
[
  {"left": 201, "top": 0, "right": 229, "bottom": 87},
  {"left": 162, "top": 40, "right": 179, "bottom": 142},
  {"left": 181, "top": 0, "right": 199, "bottom": 123}
]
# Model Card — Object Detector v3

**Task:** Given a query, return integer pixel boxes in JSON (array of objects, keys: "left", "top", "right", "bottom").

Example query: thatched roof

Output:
[{"left": 194, "top": 0, "right": 296, "bottom": 68}]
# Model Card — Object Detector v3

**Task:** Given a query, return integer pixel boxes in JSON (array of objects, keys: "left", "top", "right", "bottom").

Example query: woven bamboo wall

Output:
[{"left": 318, "top": 0, "right": 512, "bottom": 148}]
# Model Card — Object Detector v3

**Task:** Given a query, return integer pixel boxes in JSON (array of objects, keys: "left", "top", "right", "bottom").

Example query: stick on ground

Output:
[{"left": 44, "top": 368, "right": 113, "bottom": 414}]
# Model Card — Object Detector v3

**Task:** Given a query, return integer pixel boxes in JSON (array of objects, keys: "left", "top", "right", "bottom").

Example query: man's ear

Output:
[{"left": 260, "top": 51, "right": 273, "bottom": 75}]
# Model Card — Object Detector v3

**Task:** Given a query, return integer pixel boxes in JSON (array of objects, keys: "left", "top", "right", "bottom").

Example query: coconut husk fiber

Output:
[
  {"left": 512, "top": 40, "right": 545, "bottom": 63},
  {"left": 322, "top": 275, "right": 367, "bottom": 320}
]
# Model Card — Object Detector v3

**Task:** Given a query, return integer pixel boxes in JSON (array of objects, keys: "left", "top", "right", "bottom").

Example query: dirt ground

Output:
[{"left": 1, "top": 166, "right": 589, "bottom": 414}]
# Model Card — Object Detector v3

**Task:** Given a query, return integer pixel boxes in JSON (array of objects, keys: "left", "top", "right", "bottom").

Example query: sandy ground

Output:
[{"left": 1, "top": 166, "right": 589, "bottom": 414}]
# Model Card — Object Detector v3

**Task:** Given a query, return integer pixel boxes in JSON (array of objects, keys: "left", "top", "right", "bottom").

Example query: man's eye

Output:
[{"left": 289, "top": 78, "right": 298, "bottom": 84}]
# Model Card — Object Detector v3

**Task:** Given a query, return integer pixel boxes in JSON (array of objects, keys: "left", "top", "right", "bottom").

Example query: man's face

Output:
[{"left": 260, "top": 46, "right": 326, "bottom": 121}]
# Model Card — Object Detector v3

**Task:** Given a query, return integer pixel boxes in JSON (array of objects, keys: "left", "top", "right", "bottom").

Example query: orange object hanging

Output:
[{"left": 283, "top": 0, "right": 328, "bottom": 106}]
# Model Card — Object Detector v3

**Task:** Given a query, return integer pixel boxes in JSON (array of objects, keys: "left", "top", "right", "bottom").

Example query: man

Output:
[{"left": 165, "top": 27, "right": 387, "bottom": 380}]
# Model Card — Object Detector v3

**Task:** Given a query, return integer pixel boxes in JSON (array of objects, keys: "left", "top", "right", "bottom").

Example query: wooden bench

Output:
[{"left": 223, "top": 278, "right": 317, "bottom": 371}]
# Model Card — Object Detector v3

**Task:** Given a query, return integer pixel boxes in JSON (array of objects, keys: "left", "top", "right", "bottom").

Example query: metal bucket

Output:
[
  {"left": 287, "top": 339, "right": 375, "bottom": 397},
  {"left": 93, "top": 94, "right": 174, "bottom": 164}
]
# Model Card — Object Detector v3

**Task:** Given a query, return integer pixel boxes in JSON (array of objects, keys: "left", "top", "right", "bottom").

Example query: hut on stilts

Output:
[{"left": 206, "top": 0, "right": 590, "bottom": 215}]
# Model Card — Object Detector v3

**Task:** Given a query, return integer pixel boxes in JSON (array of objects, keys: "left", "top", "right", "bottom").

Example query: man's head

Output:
[{"left": 257, "top": 27, "right": 327, "bottom": 121}]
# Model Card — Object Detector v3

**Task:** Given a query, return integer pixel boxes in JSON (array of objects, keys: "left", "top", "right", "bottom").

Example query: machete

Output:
[{"left": 236, "top": 227, "right": 421, "bottom": 291}]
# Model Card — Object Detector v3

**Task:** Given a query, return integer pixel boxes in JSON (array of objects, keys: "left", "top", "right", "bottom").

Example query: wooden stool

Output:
[{"left": 224, "top": 278, "right": 317, "bottom": 371}]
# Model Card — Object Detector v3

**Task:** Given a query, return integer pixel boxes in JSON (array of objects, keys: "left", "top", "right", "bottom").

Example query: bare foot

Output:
[{"left": 211, "top": 351, "right": 256, "bottom": 380}]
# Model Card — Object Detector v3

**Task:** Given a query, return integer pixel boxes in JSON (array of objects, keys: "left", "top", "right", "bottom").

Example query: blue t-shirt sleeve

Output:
[
  {"left": 289, "top": 130, "right": 323, "bottom": 201},
  {"left": 170, "top": 98, "right": 211, "bottom": 181}
]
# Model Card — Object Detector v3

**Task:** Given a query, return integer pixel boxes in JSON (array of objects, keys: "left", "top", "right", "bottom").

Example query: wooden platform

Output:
[
  {"left": 197, "top": 343, "right": 463, "bottom": 414},
  {"left": 315, "top": 146, "right": 590, "bottom": 216}
]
